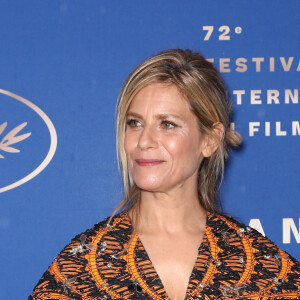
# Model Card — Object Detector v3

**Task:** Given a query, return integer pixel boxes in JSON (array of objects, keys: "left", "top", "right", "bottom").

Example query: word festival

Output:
[{"left": 207, "top": 56, "right": 300, "bottom": 73}]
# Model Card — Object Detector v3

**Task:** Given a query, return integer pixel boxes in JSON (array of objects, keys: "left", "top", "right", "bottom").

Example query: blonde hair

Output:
[{"left": 111, "top": 49, "right": 241, "bottom": 225}]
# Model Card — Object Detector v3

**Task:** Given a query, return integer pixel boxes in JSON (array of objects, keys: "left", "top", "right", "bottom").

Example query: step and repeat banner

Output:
[{"left": 0, "top": 1, "right": 299, "bottom": 298}]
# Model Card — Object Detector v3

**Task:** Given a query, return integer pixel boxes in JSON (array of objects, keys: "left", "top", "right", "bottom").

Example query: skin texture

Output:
[
  {"left": 124, "top": 83, "right": 221, "bottom": 300},
  {"left": 125, "top": 83, "right": 209, "bottom": 194}
]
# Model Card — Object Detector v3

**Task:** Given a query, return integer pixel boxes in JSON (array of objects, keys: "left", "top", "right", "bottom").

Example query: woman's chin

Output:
[{"left": 134, "top": 178, "right": 165, "bottom": 193}]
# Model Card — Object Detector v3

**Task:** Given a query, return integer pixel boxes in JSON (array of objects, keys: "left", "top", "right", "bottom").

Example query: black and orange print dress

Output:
[{"left": 29, "top": 211, "right": 300, "bottom": 299}]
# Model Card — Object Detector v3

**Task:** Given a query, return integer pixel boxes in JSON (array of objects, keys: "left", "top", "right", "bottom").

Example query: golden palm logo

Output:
[
  {"left": 0, "top": 89, "right": 57, "bottom": 193},
  {"left": 0, "top": 122, "right": 31, "bottom": 159}
]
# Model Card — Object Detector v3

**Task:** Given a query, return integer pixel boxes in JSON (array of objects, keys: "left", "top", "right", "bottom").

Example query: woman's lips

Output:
[{"left": 135, "top": 159, "right": 164, "bottom": 166}]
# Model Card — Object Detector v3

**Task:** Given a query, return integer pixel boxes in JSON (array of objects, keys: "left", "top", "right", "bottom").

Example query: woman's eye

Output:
[
  {"left": 126, "top": 119, "right": 140, "bottom": 127},
  {"left": 161, "top": 121, "right": 177, "bottom": 129}
]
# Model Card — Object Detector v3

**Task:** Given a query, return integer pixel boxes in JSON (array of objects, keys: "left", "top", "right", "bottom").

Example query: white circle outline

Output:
[{"left": 0, "top": 89, "right": 57, "bottom": 193}]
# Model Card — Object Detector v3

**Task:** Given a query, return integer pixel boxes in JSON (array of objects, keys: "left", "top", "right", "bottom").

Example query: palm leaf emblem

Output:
[{"left": 0, "top": 122, "right": 31, "bottom": 158}]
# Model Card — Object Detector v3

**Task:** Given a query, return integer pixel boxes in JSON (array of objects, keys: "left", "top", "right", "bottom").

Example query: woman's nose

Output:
[{"left": 137, "top": 126, "right": 158, "bottom": 150}]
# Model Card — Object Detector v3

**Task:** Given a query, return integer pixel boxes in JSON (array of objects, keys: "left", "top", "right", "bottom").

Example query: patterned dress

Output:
[{"left": 29, "top": 211, "right": 300, "bottom": 299}]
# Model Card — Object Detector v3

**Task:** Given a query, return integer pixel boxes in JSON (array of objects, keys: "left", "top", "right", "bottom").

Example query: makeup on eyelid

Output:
[{"left": 126, "top": 118, "right": 178, "bottom": 129}]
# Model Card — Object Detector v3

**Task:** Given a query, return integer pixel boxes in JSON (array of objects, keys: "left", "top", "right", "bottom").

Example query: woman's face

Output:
[{"left": 124, "top": 83, "right": 209, "bottom": 194}]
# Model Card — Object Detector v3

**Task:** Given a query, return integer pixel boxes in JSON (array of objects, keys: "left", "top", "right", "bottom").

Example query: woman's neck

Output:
[{"left": 136, "top": 188, "right": 207, "bottom": 234}]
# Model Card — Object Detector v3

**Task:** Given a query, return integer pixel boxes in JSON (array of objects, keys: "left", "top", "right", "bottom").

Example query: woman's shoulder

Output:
[
  {"left": 204, "top": 211, "right": 300, "bottom": 298},
  {"left": 207, "top": 210, "right": 299, "bottom": 261},
  {"left": 61, "top": 210, "right": 130, "bottom": 252},
  {"left": 29, "top": 211, "right": 131, "bottom": 299}
]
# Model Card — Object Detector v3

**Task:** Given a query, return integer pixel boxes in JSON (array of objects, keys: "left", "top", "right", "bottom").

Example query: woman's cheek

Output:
[
  {"left": 163, "top": 135, "right": 186, "bottom": 155},
  {"left": 124, "top": 133, "right": 136, "bottom": 154}
]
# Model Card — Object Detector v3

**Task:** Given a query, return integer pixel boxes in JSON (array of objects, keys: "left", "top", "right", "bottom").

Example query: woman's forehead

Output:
[{"left": 128, "top": 83, "right": 189, "bottom": 111}]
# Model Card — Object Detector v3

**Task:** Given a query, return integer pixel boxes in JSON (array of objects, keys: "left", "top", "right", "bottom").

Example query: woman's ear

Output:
[{"left": 202, "top": 122, "right": 225, "bottom": 157}]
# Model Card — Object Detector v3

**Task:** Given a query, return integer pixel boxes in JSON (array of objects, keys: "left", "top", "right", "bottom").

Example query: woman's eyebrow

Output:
[
  {"left": 127, "top": 111, "right": 186, "bottom": 122},
  {"left": 126, "top": 112, "right": 142, "bottom": 119},
  {"left": 156, "top": 113, "right": 182, "bottom": 119},
  {"left": 156, "top": 113, "right": 186, "bottom": 122}
]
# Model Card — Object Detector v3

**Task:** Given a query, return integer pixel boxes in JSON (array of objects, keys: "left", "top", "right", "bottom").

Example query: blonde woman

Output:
[{"left": 30, "top": 49, "right": 300, "bottom": 300}]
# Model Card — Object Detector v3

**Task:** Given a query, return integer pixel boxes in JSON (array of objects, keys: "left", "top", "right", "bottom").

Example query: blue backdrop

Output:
[{"left": 0, "top": 1, "right": 299, "bottom": 298}]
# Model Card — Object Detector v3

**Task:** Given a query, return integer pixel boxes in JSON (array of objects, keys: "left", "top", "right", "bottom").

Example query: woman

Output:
[{"left": 30, "top": 49, "right": 300, "bottom": 299}]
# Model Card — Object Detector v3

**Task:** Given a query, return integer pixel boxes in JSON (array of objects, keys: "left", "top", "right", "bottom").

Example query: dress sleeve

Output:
[
  {"left": 28, "top": 258, "right": 80, "bottom": 300},
  {"left": 28, "top": 221, "right": 108, "bottom": 299}
]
